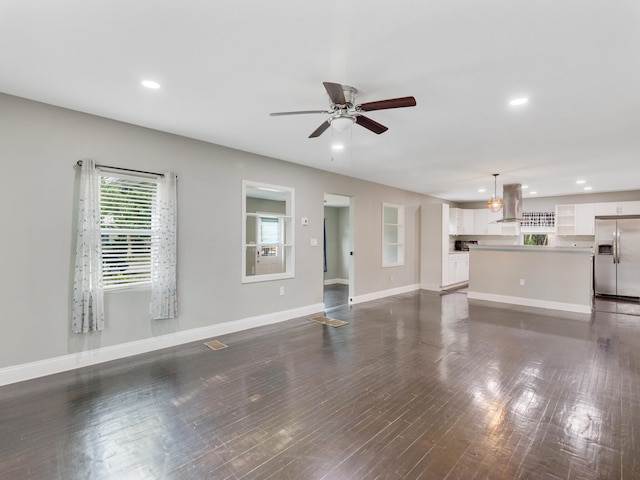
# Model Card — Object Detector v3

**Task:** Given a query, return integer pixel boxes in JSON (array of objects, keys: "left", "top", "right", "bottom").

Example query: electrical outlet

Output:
[
  {"left": 280, "top": 286, "right": 285, "bottom": 296},
  {"left": 520, "top": 279, "right": 525, "bottom": 286}
]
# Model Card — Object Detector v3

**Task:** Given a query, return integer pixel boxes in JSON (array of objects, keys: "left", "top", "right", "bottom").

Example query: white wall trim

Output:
[
  {"left": 0, "top": 303, "right": 324, "bottom": 387},
  {"left": 324, "top": 278, "right": 349, "bottom": 286},
  {"left": 420, "top": 282, "right": 442, "bottom": 292},
  {"left": 351, "top": 283, "right": 420, "bottom": 305},
  {"left": 467, "top": 291, "right": 592, "bottom": 315}
]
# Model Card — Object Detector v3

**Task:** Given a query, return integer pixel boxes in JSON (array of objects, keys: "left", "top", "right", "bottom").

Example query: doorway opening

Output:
[{"left": 323, "top": 193, "right": 354, "bottom": 311}]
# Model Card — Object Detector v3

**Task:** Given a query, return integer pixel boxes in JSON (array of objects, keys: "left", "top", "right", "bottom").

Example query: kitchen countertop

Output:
[{"left": 469, "top": 245, "right": 593, "bottom": 254}]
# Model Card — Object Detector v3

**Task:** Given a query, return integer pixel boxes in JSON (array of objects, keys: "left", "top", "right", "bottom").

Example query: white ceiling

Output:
[{"left": 1, "top": 1, "right": 639, "bottom": 202}]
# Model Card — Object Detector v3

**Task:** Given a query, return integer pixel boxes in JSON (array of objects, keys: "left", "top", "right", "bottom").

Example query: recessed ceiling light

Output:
[
  {"left": 332, "top": 144, "right": 344, "bottom": 151},
  {"left": 576, "top": 179, "right": 586, "bottom": 184},
  {"left": 584, "top": 186, "right": 592, "bottom": 191},
  {"left": 521, "top": 185, "right": 529, "bottom": 189},
  {"left": 141, "top": 80, "right": 161, "bottom": 89},
  {"left": 478, "top": 188, "right": 486, "bottom": 193},
  {"left": 529, "top": 191, "right": 537, "bottom": 195},
  {"left": 509, "top": 97, "right": 529, "bottom": 106}
]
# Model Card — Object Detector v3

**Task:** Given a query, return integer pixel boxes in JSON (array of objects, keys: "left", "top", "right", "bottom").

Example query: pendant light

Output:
[{"left": 488, "top": 173, "right": 504, "bottom": 212}]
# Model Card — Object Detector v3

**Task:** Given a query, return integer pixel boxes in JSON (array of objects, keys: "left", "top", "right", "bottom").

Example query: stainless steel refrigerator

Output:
[{"left": 594, "top": 218, "right": 640, "bottom": 298}]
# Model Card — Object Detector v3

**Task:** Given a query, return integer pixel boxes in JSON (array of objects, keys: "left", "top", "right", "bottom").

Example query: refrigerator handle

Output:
[{"left": 616, "top": 231, "right": 621, "bottom": 264}]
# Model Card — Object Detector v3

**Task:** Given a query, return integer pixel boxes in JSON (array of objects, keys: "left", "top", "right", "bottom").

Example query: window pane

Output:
[{"left": 259, "top": 217, "right": 280, "bottom": 245}]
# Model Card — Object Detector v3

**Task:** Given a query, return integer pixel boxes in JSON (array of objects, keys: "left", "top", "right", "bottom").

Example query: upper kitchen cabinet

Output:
[
  {"left": 575, "top": 204, "right": 595, "bottom": 235},
  {"left": 474, "top": 209, "right": 502, "bottom": 235},
  {"left": 556, "top": 204, "right": 595, "bottom": 235},
  {"left": 595, "top": 201, "right": 640, "bottom": 217},
  {"left": 449, "top": 208, "right": 474, "bottom": 235}
]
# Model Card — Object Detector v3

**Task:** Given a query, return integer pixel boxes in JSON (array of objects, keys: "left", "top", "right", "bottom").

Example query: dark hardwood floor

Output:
[
  {"left": 324, "top": 283, "right": 349, "bottom": 310},
  {"left": 1, "top": 290, "right": 640, "bottom": 479}
]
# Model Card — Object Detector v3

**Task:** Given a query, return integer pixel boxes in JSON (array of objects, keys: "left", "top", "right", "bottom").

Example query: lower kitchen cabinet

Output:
[{"left": 447, "top": 253, "right": 469, "bottom": 285}]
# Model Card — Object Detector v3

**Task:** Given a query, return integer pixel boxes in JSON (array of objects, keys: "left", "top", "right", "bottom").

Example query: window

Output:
[
  {"left": 382, "top": 203, "right": 405, "bottom": 267},
  {"left": 524, "top": 234, "right": 549, "bottom": 246},
  {"left": 242, "top": 180, "right": 295, "bottom": 282},
  {"left": 100, "top": 174, "right": 157, "bottom": 287}
]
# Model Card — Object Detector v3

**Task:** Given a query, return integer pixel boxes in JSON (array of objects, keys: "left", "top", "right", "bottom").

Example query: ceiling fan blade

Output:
[
  {"left": 309, "top": 120, "right": 331, "bottom": 138},
  {"left": 270, "top": 110, "right": 329, "bottom": 116},
  {"left": 356, "top": 115, "right": 388, "bottom": 134},
  {"left": 357, "top": 96, "right": 417, "bottom": 112},
  {"left": 323, "top": 82, "right": 346, "bottom": 105}
]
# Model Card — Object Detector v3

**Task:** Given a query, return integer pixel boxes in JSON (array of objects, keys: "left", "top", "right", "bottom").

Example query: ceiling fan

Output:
[{"left": 270, "top": 82, "right": 417, "bottom": 138}]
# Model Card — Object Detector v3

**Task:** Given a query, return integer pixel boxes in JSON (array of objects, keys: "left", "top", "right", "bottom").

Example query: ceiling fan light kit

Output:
[
  {"left": 330, "top": 115, "right": 356, "bottom": 131},
  {"left": 270, "top": 81, "right": 416, "bottom": 138}
]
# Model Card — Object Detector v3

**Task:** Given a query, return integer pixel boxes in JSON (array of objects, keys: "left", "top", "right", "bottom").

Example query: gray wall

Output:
[
  {"left": 0, "top": 93, "right": 429, "bottom": 370},
  {"left": 460, "top": 191, "right": 640, "bottom": 211}
]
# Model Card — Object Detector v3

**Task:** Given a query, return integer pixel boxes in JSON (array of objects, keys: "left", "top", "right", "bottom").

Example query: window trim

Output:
[{"left": 242, "top": 180, "right": 295, "bottom": 283}]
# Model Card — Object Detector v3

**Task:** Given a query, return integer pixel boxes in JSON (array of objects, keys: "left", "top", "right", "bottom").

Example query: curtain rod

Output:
[{"left": 76, "top": 160, "right": 165, "bottom": 177}]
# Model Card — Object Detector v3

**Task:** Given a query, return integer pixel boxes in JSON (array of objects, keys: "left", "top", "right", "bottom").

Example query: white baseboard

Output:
[
  {"left": 351, "top": 283, "right": 420, "bottom": 305},
  {"left": 324, "top": 278, "right": 349, "bottom": 286},
  {"left": 467, "top": 291, "right": 592, "bottom": 315},
  {"left": 0, "top": 303, "right": 325, "bottom": 387}
]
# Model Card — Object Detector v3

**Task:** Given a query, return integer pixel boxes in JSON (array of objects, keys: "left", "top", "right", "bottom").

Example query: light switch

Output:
[{"left": 301, "top": 217, "right": 309, "bottom": 226}]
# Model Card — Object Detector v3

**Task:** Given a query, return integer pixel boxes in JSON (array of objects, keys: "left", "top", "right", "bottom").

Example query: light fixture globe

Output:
[
  {"left": 330, "top": 114, "right": 355, "bottom": 131},
  {"left": 488, "top": 173, "right": 504, "bottom": 213},
  {"left": 488, "top": 196, "right": 504, "bottom": 212}
]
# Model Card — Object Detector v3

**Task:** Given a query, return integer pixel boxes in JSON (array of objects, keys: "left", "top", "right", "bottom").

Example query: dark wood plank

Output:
[{"left": 1, "top": 290, "right": 640, "bottom": 479}]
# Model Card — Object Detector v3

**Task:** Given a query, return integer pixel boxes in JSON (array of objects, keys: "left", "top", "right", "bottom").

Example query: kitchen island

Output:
[{"left": 467, "top": 245, "right": 593, "bottom": 315}]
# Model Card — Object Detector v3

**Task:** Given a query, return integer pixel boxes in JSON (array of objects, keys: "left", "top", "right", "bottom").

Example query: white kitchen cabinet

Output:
[
  {"left": 556, "top": 204, "right": 576, "bottom": 235},
  {"left": 474, "top": 209, "right": 513, "bottom": 235},
  {"left": 555, "top": 203, "right": 595, "bottom": 235},
  {"left": 575, "top": 203, "right": 595, "bottom": 235},
  {"left": 449, "top": 208, "right": 475, "bottom": 235},
  {"left": 595, "top": 201, "right": 640, "bottom": 216},
  {"left": 489, "top": 210, "right": 510, "bottom": 235},
  {"left": 474, "top": 209, "right": 488, "bottom": 235},
  {"left": 447, "top": 253, "right": 469, "bottom": 285}
]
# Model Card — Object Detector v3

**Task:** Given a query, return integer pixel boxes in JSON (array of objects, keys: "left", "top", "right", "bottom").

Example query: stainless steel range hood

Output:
[{"left": 498, "top": 183, "right": 524, "bottom": 222}]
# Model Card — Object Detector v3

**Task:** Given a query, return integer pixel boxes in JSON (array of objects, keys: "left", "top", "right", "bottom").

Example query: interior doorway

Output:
[{"left": 323, "top": 193, "right": 354, "bottom": 311}]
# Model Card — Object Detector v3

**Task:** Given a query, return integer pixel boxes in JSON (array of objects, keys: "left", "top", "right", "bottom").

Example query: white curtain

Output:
[
  {"left": 150, "top": 171, "right": 178, "bottom": 319},
  {"left": 72, "top": 159, "right": 105, "bottom": 333}
]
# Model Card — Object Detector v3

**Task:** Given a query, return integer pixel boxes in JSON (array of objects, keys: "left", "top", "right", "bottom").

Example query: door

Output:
[
  {"left": 323, "top": 193, "right": 354, "bottom": 309},
  {"left": 255, "top": 216, "right": 284, "bottom": 275},
  {"left": 616, "top": 219, "right": 640, "bottom": 297},
  {"left": 595, "top": 219, "right": 616, "bottom": 295}
]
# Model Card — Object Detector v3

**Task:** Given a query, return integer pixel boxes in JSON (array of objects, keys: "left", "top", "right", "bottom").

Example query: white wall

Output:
[{"left": 0, "top": 93, "right": 430, "bottom": 375}]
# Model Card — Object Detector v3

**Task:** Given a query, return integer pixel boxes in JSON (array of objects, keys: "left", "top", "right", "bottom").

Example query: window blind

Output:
[{"left": 100, "top": 175, "right": 157, "bottom": 287}]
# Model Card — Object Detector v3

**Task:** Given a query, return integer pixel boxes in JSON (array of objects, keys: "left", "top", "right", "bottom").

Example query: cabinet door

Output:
[
  {"left": 447, "top": 257, "right": 458, "bottom": 285},
  {"left": 459, "top": 254, "right": 469, "bottom": 282},
  {"left": 595, "top": 203, "right": 619, "bottom": 216},
  {"left": 474, "top": 209, "right": 488, "bottom": 235},
  {"left": 462, "top": 209, "right": 475, "bottom": 234},
  {"left": 574, "top": 203, "right": 595, "bottom": 235},
  {"left": 449, "top": 207, "right": 458, "bottom": 235},
  {"left": 487, "top": 210, "right": 502, "bottom": 235},
  {"left": 619, "top": 201, "right": 640, "bottom": 216}
]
